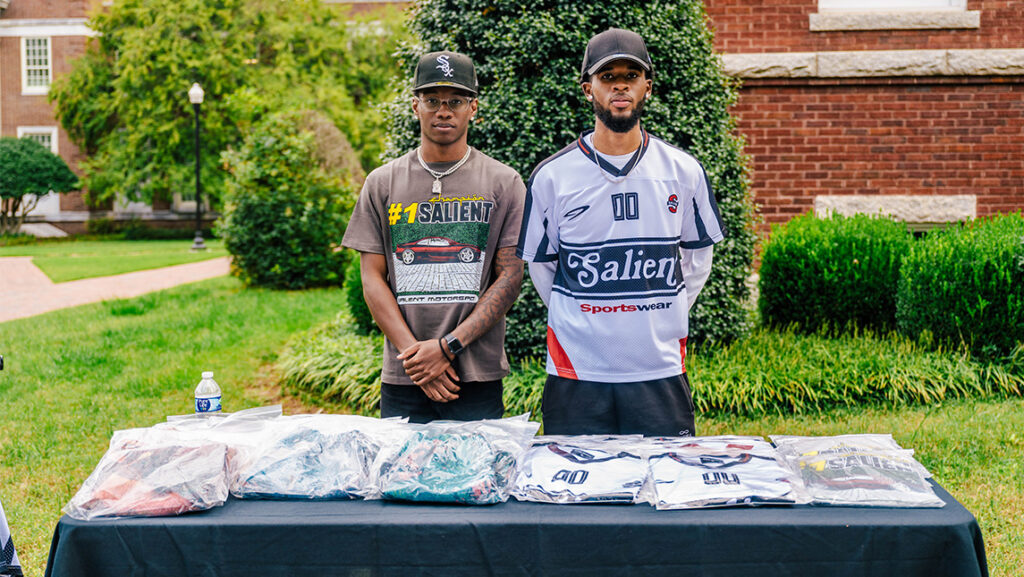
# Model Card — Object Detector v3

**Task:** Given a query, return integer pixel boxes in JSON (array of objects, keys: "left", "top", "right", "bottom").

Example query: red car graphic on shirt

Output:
[{"left": 396, "top": 237, "right": 481, "bottom": 265}]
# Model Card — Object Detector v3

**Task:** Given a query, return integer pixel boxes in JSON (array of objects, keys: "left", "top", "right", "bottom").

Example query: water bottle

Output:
[{"left": 194, "top": 371, "right": 222, "bottom": 415}]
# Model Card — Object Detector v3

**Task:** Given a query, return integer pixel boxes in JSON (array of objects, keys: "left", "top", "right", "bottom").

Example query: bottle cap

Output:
[{"left": 202, "top": 371, "right": 214, "bottom": 378}]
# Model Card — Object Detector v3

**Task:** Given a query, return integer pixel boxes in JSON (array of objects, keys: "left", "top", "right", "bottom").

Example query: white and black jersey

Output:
[
  {"left": 648, "top": 450, "right": 798, "bottom": 510},
  {"left": 512, "top": 441, "right": 646, "bottom": 504},
  {"left": 0, "top": 499, "right": 20, "bottom": 577},
  {"left": 517, "top": 129, "right": 725, "bottom": 382}
]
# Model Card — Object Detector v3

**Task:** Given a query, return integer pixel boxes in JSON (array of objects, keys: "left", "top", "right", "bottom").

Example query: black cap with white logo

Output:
[
  {"left": 414, "top": 51, "right": 479, "bottom": 96},
  {"left": 580, "top": 28, "right": 653, "bottom": 81}
]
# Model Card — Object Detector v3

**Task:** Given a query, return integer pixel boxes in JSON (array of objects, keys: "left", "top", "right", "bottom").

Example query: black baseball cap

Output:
[
  {"left": 580, "top": 28, "right": 653, "bottom": 81},
  {"left": 413, "top": 51, "right": 478, "bottom": 96}
]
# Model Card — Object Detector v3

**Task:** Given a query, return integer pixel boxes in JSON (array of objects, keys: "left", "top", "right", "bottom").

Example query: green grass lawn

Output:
[
  {"left": 0, "top": 239, "right": 228, "bottom": 282},
  {"left": 1, "top": 279, "right": 1019, "bottom": 576},
  {"left": 0, "top": 277, "right": 347, "bottom": 576}
]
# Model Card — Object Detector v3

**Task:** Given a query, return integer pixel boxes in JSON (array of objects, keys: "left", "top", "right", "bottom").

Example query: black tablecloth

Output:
[{"left": 45, "top": 481, "right": 987, "bottom": 577}]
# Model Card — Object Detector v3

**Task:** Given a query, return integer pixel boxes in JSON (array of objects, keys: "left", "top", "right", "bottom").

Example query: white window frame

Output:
[
  {"left": 819, "top": 0, "right": 966, "bottom": 11},
  {"left": 17, "top": 126, "right": 59, "bottom": 155},
  {"left": 21, "top": 36, "right": 52, "bottom": 95}
]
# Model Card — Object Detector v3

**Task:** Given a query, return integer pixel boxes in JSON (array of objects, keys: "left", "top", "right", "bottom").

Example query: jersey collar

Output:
[{"left": 576, "top": 127, "right": 650, "bottom": 178}]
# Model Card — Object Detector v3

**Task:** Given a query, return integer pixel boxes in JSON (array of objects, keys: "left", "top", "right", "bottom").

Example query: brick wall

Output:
[
  {"left": 706, "top": 0, "right": 1023, "bottom": 53},
  {"left": 705, "top": 0, "right": 1024, "bottom": 228},
  {"left": 2, "top": 0, "right": 90, "bottom": 19},
  {"left": 1, "top": 2, "right": 94, "bottom": 212},
  {"left": 733, "top": 78, "right": 1024, "bottom": 225}
]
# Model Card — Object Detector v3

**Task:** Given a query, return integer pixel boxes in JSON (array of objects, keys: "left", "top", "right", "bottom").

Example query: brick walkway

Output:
[{"left": 0, "top": 256, "right": 231, "bottom": 323}]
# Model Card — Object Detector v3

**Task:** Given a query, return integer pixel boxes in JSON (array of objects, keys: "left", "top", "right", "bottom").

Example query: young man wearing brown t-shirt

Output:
[{"left": 342, "top": 51, "right": 526, "bottom": 422}]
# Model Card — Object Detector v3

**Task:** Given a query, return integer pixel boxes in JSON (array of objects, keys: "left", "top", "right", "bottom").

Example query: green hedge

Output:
[
  {"left": 385, "top": 0, "right": 757, "bottom": 350},
  {"left": 897, "top": 213, "right": 1024, "bottom": 361},
  {"left": 759, "top": 213, "right": 914, "bottom": 333},
  {"left": 341, "top": 250, "right": 379, "bottom": 336}
]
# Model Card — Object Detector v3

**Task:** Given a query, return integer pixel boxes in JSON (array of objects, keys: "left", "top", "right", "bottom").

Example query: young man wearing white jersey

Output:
[{"left": 516, "top": 28, "right": 725, "bottom": 436}]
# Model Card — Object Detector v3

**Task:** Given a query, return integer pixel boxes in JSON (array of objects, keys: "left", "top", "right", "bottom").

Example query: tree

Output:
[
  {"left": 50, "top": 0, "right": 407, "bottom": 206},
  {"left": 0, "top": 138, "right": 79, "bottom": 235},
  {"left": 384, "top": 0, "right": 757, "bottom": 356}
]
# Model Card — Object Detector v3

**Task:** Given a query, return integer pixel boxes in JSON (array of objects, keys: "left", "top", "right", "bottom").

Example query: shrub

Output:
[
  {"left": 759, "top": 213, "right": 914, "bottom": 333},
  {"left": 502, "top": 357, "right": 546, "bottom": 421},
  {"left": 897, "top": 213, "right": 1024, "bottom": 362},
  {"left": 384, "top": 0, "right": 757, "bottom": 350},
  {"left": 342, "top": 250, "right": 378, "bottom": 335},
  {"left": 277, "top": 313, "right": 382, "bottom": 416},
  {"left": 504, "top": 276, "right": 547, "bottom": 363},
  {"left": 689, "top": 327, "right": 1023, "bottom": 417},
  {"left": 219, "top": 111, "right": 358, "bottom": 289},
  {"left": 278, "top": 318, "right": 1023, "bottom": 419}
]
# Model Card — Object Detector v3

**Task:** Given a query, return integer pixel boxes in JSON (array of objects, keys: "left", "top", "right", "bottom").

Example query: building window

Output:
[
  {"left": 21, "top": 37, "right": 52, "bottom": 94},
  {"left": 17, "top": 126, "right": 59, "bottom": 154},
  {"left": 819, "top": 0, "right": 966, "bottom": 11}
]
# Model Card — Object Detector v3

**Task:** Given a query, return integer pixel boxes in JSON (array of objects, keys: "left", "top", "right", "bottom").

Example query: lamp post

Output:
[{"left": 188, "top": 82, "right": 207, "bottom": 251}]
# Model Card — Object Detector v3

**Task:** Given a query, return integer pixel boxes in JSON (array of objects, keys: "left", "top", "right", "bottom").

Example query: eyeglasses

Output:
[{"left": 417, "top": 96, "right": 475, "bottom": 112}]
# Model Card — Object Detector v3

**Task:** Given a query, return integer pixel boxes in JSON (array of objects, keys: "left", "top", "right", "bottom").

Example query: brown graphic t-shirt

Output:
[{"left": 342, "top": 148, "right": 526, "bottom": 384}]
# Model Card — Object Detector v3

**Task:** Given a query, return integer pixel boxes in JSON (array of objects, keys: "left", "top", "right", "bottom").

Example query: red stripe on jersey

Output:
[
  {"left": 577, "top": 137, "right": 592, "bottom": 155},
  {"left": 680, "top": 337, "right": 688, "bottom": 374},
  {"left": 547, "top": 326, "right": 578, "bottom": 379}
]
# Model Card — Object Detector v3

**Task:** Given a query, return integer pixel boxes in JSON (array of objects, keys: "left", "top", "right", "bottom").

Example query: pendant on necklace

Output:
[{"left": 432, "top": 179, "right": 442, "bottom": 196}]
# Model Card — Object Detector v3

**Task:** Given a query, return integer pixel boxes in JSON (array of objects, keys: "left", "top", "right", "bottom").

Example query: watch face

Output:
[{"left": 446, "top": 335, "right": 463, "bottom": 355}]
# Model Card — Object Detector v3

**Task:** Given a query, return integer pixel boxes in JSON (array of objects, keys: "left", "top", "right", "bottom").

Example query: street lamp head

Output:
[{"left": 188, "top": 83, "right": 205, "bottom": 105}]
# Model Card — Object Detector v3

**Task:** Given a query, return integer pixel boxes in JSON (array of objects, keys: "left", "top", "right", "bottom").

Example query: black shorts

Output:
[
  {"left": 541, "top": 373, "right": 696, "bottom": 437},
  {"left": 380, "top": 380, "right": 504, "bottom": 423}
]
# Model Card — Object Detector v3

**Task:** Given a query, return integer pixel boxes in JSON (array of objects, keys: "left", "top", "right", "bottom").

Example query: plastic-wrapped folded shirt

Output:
[
  {"left": 234, "top": 428, "right": 379, "bottom": 499},
  {"left": 373, "top": 416, "right": 540, "bottom": 505},
  {"left": 645, "top": 437, "right": 800, "bottom": 509},
  {"left": 512, "top": 437, "right": 646, "bottom": 504},
  {"left": 63, "top": 428, "right": 229, "bottom": 520}
]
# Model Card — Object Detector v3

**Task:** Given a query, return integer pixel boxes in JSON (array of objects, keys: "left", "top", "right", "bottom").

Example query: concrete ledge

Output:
[
  {"left": 810, "top": 10, "right": 980, "bottom": 31},
  {"left": 814, "top": 195, "right": 976, "bottom": 225},
  {"left": 0, "top": 19, "right": 95, "bottom": 37},
  {"left": 722, "top": 48, "right": 1024, "bottom": 78}
]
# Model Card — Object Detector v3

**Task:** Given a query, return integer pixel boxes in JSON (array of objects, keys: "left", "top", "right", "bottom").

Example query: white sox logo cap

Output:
[
  {"left": 414, "top": 51, "right": 479, "bottom": 96},
  {"left": 580, "top": 28, "right": 653, "bottom": 81}
]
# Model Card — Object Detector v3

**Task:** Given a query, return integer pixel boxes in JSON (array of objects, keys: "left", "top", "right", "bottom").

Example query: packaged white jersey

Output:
[
  {"left": 512, "top": 441, "right": 646, "bottom": 504},
  {"left": 648, "top": 445, "right": 799, "bottom": 510},
  {"left": 517, "top": 129, "right": 725, "bottom": 382}
]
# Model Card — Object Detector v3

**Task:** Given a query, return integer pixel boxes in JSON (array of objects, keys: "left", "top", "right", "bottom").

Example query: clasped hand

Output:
[{"left": 397, "top": 339, "right": 461, "bottom": 402}]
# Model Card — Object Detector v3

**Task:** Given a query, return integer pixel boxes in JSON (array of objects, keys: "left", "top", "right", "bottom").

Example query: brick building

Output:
[
  {"left": 0, "top": 0, "right": 97, "bottom": 232},
  {"left": 706, "top": 0, "right": 1024, "bottom": 231}
]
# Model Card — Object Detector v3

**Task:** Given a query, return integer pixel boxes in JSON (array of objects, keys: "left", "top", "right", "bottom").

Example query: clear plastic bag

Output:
[
  {"left": 770, "top": 435, "right": 944, "bottom": 507},
  {"left": 512, "top": 435, "right": 647, "bottom": 504},
  {"left": 158, "top": 405, "right": 285, "bottom": 487},
  {"left": 639, "top": 437, "right": 800, "bottom": 509},
  {"left": 64, "top": 428, "right": 229, "bottom": 520},
  {"left": 372, "top": 415, "right": 540, "bottom": 505},
  {"left": 231, "top": 414, "right": 404, "bottom": 500}
]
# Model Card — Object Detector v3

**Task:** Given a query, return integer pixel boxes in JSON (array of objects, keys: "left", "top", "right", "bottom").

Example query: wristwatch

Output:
[{"left": 443, "top": 333, "right": 464, "bottom": 357}]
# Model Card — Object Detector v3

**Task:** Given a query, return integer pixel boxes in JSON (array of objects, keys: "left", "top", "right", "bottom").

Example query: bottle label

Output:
[{"left": 195, "top": 395, "right": 222, "bottom": 414}]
